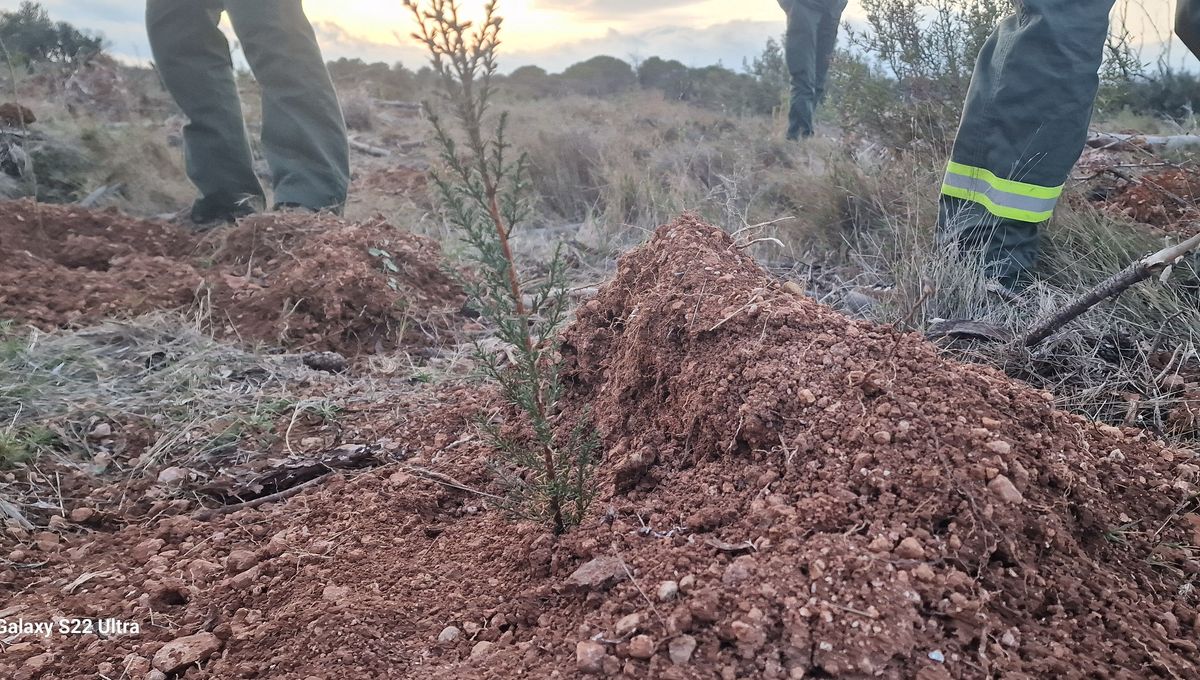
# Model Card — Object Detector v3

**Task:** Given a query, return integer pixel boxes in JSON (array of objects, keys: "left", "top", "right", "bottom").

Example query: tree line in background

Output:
[
  {"left": 330, "top": 52, "right": 786, "bottom": 118},
  {"left": 0, "top": 1, "right": 102, "bottom": 67},
  {"left": 8, "top": 0, "right": 1200, "bottom": 149}
]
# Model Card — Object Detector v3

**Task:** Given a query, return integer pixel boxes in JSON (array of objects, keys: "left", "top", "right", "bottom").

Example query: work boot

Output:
[{"left": 187, "top": 192, "right": 263, "bottom": 231}]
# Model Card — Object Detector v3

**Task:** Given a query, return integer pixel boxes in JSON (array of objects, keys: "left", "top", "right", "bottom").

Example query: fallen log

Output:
[
  {"left": 196, "top": 444, "right": 380, "bottom": 504},
  {"left": 1024, "top": 230, "right": 1200, "bottom": 347},
  {"left": 1087, "top": 132, "right": 1200, "bottom": 153},
  {"left": 349, "top": 137, "right": 390, "bottom": 157}
]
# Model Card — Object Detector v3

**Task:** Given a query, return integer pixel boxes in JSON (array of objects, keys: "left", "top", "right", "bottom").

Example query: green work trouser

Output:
[
  {"left": 941, "top": 0, "right": 1200, "bottom": 290},
  {"left": 781, "top": 0, "right": 847, "bottom": 139},
  {"left": 146, "top": 0, "right": 350, "bottom": 217}
]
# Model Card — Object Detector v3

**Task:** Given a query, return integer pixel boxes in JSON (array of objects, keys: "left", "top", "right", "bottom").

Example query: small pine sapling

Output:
[{"left": 403, "top": 0, "right": 599, "bottom": 534}]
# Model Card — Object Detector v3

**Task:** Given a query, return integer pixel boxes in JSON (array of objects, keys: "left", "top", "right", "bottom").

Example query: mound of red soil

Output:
[
  {"left": 0, "top": 201, "right": 462, "bottom": 354},
  {"left": 201, "top": 212, "right": 462, "bottom": 353},
  {"left": 1107, "top": 168, "right": 1200, "bottom": 236},
  {"left": 554, "top": 216, "right": 1199, "bottom": 677},
  {"left": 0, "top": 202, "right": 207, "bottom": 327},
  {"left": 3, "top": 216, "right": 1198, "bottom": 679}
]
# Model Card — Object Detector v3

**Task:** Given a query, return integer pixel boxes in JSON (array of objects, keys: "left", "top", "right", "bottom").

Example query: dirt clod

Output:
[
  {"left": 894, "top": 536, "right": 925, "bottom": 560},
  {"left": 656, "top": 580, "right": 679, "bottom": 601},
  {"left": 302, "top": 351, "right": 350, "bottom": 373},
  {"left": 224, "top": 549, "right": 258, "bottom": 574},
  {"left": 614, "top": 612, "right": 641, "bottom": 637}
]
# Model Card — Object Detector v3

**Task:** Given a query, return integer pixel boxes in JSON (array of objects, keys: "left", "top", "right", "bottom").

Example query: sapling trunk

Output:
[{"left": 404, "top": 0, "right": 593, "bottom": 535}]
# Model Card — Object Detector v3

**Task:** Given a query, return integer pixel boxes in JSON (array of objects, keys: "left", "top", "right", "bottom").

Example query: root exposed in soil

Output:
[
  {"left": 2, "top": 215, "right": 1198, "bottom": 679},
  {"left": 0, "top": 200, "right": 463, "bottom": 355}
]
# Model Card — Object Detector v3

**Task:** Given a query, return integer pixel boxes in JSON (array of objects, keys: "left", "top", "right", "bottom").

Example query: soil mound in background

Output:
[
  {"left": 0, "top": 200, "right": 462, "bottom": 354},
  {"left": 1106, "top": 167, "right": 1200, "bottom": 236},
  {"left": 2, "top": 215, "right": 1197, "bottom": 679},
  {"left": 202, "top": 212, "right": 462, "bottom": 354}
]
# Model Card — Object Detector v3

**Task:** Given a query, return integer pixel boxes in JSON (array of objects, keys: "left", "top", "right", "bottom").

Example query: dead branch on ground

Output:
[{"left": 1024, "top": 231, "right": 1200, "bottom": 347}]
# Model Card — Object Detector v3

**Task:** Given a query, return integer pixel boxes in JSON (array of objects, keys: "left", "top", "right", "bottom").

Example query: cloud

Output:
[
  {"left": 534, "top": 0, "right": 697, "bottom": 20},
  {"left": 501, "top": 20, "right": 781, "bottom": 71}
]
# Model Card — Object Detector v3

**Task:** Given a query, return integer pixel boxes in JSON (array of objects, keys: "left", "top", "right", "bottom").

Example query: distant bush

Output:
[
  {"left": 561, "top": 55, "right": 636, "bottom": 96},
  {"left": 326, "top": 58, "right": 416, "bottom": 99},
  {"left": 0, "top": 1, "right": 103, "bottom": 67},
  {"left": 686, "top": 64, "right": 778, "bottom": 116},
  {"left": 745, "top": 37, "right": 788, "bottom": 111},
  {"left": 638, "top": 56, "right": 691, "bottom": 100},
  {"left": 503, "top": 64, "right": 557, "bottom": 98},
  {"left": 1099, "top": 67, "right": 1200, "bottom": 122}
]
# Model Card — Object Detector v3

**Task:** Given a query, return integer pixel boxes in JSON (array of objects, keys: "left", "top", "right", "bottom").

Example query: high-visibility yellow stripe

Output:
[
  {"left": 945, "top": 161, "right": 1063, "bottom": 200},
  {"left": 941, "top": 183, "right": 1056, "bottom": 223}
]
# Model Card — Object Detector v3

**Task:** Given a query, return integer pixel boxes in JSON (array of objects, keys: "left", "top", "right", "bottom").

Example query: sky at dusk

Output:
[{"left": 6, "top": 1, "right": 1193, "bottom": 73}]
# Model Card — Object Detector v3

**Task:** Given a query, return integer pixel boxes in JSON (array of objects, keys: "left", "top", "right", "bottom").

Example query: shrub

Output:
[
  {"left": 561, "top": 55, "right": 637, "bottom": 96},
  {"left": 403, "top": 0, "right": 600, "bottom": 534}
]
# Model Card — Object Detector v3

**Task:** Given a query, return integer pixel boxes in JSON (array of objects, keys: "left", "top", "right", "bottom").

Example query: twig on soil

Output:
[
  {"left": 735, "top": 237, "right": 786, "bottom": 251},
  {"left": 827, "top": 602, "right": 877, "bottom": 618},
  {"left": 192, "top": 474, "right": 328, "bottom": 521},
  {"left": 1025, "top": 231, "right": 1200, "bottom": 347},
  {"left": 398, "top": 463, "right": 506, "bottom": 502},
  {"left": 730, "top": 216, "right": 793, "bottom": 244}
]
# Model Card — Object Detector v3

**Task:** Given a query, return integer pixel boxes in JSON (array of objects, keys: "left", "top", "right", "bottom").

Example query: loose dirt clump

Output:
[
  {"left": 0, "top": 202, "right": 205, "bottom": 327},
  {"left": 2, "top": 215, "right": 1197, "bottom": 679},
  {"left": 1106, "top": 167, "right": 1200, "bottom": 236},
  {"left": 201, "top": 212, "right": 462, "bottom": 354},
  {"left": 0, "top": 200, "right": 463, "bottom": 355}
]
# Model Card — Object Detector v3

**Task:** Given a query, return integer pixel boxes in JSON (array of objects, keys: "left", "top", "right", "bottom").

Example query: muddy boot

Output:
[{"left": 188, "top": 192, "right": 263, "bottom": 230}]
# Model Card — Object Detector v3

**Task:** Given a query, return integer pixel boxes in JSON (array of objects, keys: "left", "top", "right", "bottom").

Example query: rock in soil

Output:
[
  {"left": 668, "top": 635, "right": 698, "bottom": 665},
  {"left": 575, "top": 640, "right": 607, "bottom": 674},
  {"left": 564, "top": 556, "right": 628, "bottom": 591},
  {"left": 151, "top": 632, "right": 221, "bottom": 673}
]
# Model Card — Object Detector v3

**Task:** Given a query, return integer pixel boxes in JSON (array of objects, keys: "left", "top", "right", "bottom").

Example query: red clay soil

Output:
[
  {"left": 1106, "top": 167, "right": 1200, "bottom": 236},
  {"left": 0, "top": 201, "right": 462, "bottom": 355},
  {"left": 4, "top": 216, "right": 1200, "bottom": 679}
]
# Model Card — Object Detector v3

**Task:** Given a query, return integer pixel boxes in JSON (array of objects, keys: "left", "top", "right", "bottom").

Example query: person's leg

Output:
[
  {"left": 939, "top": 0, "right": 1115, "bottom": 291},
  {"left": 813, "top": 0, "right": 848, "bottom": 106},
  {"left": 784, "top": 0, "right": 822, "bottom": 139},
  {"left": 145, "top": 0, "right": 264, "bottom": 221},
  {"left": 225, "top": 0, "right": 349, "bottom": 213},
  {"left": 1177, "top": 0, "right": 1200, "bottom": 58}
]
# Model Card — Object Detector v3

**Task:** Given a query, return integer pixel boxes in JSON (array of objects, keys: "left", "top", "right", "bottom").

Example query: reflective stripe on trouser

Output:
[
  {"left": 938, "top": 0, "right": 1115, "bottom": 289},
  {"left": 941, "top": 162, "right": 1062, "bottom": 223}
]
